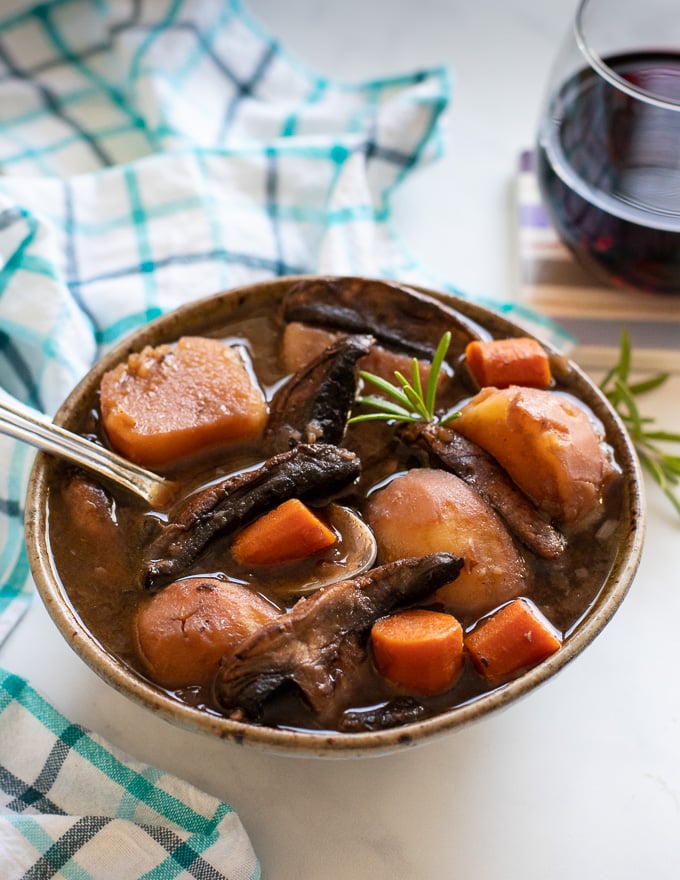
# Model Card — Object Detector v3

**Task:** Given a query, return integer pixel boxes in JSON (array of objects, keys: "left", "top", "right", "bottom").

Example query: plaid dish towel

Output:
[{"left": 0, "top": 670, "right": 259, "bottom": 880}]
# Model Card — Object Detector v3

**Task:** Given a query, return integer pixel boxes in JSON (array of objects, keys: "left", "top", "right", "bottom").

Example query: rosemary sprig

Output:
[
  {"left": 348, "top": 331, "right": 456, "bottom": 426},
  {"left": 600, "top": 329, "right": 680, "bottom": 517}
]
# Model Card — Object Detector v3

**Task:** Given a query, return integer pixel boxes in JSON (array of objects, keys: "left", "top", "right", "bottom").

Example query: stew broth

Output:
[{"left": 46, "top": 289, "right": 626, "bottom": 733}]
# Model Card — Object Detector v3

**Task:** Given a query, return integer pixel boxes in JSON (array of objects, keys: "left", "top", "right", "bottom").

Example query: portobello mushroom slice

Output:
[
  {"left": 400, "top": 422, "right": 565, "bottom": 559},
  {"left": 281, "top": 276, "right": 486, "bottom": 360},
  {"left": 338, "top": 697, "right": 426, "bottom": 732},
  {"left": 214, "top": 552, "right": 464, "bottom": 726},
  {"left": 142, "top": 443, "right": 361, "bottom": 589},
  {"left": 265, "top": 333, "right": 373, "bottom": 455}
]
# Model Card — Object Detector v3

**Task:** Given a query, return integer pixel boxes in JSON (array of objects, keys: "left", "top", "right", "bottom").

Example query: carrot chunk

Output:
[
  {"left": 465, "top": 337, "right": 552, "bottom": 389},
  {"left": 231, "top": 498, "right": 337, "bottom": 566},
  {"left": 100, "top": 336, "right": 267, "bottom": 467},
  {"left": 465, "top": 598, "right": 561, "bottom": 683},
  {"left": 371, "top": 609, "right": 464, "bottom": 696}
]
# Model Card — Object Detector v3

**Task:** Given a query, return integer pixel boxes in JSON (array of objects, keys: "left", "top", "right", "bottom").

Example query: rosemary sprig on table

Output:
[
  {"left": 348, "top": 330, "right": 456, "bottom": 425},
  {"left": 600, "top": 329, "right": 680, "bottom": 517}
]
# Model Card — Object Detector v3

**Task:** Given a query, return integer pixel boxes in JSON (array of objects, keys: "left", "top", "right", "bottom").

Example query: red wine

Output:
[{"left": 536, "top": 51, "right": 680, "bottom": 295}]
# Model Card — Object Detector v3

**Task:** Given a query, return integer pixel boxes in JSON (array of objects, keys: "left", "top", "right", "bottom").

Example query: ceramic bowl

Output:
[{"left": 24, "top": 277, "right": 646, "bottom": 756}]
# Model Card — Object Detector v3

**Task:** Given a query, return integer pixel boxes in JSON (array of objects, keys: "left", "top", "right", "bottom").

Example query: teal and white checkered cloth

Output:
[{"left": 0, "top": 670, "right": 259, "bottom": 879}]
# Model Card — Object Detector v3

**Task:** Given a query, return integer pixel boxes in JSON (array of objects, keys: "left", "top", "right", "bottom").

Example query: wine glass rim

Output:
[{"left": 575, "top": 0, "right": 680, "bottom": 110}]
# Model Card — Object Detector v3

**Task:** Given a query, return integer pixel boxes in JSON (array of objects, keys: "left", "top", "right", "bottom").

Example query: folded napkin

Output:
[
  {"left": 0, "top": 670, "right": 259, "bottom": 880},
  {"left": 0, "top": 1, "right": 455, "bottom": 875}
]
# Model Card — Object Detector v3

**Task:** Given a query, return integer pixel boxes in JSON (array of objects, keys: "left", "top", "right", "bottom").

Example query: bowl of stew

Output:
[{"left": 24, "top": 276, "right": 645, "bottom": 756}]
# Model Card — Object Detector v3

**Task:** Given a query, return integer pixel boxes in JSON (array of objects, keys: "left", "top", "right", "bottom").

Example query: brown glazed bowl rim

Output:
[{"left": 24, "top": 276, "right": 646, "bottom": 757}]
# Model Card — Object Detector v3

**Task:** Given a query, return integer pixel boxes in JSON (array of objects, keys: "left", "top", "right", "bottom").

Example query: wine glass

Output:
[{"left": 535, "top": 0, "right": 680, "bottom": 295}]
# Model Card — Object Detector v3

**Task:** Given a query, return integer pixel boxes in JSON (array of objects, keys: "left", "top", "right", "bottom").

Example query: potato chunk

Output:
[
  {"left": 100, "top": 336, "right": 267, "bottom": 467},
  {"left": 281, "top": 322, "right": 339, "bottom": 373},
  {"left": 365, "top": 468, "right": 527, "bottom": 619},
  {"left": 454, "top": 386, "right": 617, "bottom": 525},
  {"left": 281, "top": 322, "right": 439, "bottom": 390},
  {"left": 133, "top": 577, "right": 280, "bottom": 689}
]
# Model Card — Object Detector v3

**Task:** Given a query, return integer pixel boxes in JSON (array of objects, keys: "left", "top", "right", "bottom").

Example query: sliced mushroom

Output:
[
  {"left": 265, "top": 333, "right": 373, "bottom": 455},
  {"left": 338, "top": 697, "right": 426, "bottom": 732},
  {"left": 281, "top": 276, "right": 486, "bottom": 360},
  {"left": 142, "top": 444, "right": 361, "bottom": 589},
  {"left": 399, "top": 422, "right": 565, "bottom": 559},
  {"left": 213, "top": 551, "right": 464, "bottom": 726}
]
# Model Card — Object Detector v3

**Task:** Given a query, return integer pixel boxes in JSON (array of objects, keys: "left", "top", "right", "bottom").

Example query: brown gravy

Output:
[{"left": 47, "top": 296, "right": 626, "bottom": 733}]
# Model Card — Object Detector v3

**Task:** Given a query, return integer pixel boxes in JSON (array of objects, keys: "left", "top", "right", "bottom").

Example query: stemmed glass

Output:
[{"left": 535, "top": 0, "right": 680, "bottom": 295}]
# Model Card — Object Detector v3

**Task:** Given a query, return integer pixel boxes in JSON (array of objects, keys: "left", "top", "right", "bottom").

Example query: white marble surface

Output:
[{"left": 3, "top": 1, "right": 680, "bottom": 877}]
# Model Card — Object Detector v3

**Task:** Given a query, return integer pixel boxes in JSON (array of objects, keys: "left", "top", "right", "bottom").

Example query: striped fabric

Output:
[{"left": 0, "top": 670, "right": 259, "bottom": 879}]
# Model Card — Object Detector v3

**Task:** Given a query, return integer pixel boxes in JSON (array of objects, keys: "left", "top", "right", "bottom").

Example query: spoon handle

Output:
[{"left": 0, "top": 388, "right": 168, "bottom": 505}]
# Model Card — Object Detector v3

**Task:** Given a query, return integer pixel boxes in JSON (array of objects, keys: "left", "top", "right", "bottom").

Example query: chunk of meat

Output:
[
  {"left": 365, "top": 468, "right": 528, "bottom": 619},
  {"left": 214, "top": 552, "right": 464, "bottom": 724},
  {"left": 100, "top": 336, "right": 267, "bottom": 468},
  {"left": 453, "top": 386, "right": 619, "bottom": 525}
]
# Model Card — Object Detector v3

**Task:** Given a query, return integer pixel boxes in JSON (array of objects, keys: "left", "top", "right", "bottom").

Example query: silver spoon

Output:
[
  {"left": 0, "top": 388, "right": 377, "bottom": 585},
  {"left": 0, "top": 387, "right": 169, "bottom": 505}
]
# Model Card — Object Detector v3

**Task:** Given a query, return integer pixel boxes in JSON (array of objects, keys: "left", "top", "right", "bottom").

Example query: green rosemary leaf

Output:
[
  {"left": 348, "top": 332, "right": 452, "bottom": 426},
  {"left": 426, "top": 331, "right": 451, "bottom": 418},
  {"left": 357, "top": 371, "right": 413, "bottom": 409},
  {"left": 618, "top": 328, "right": 632, "bottom": 382},
  {"left": 441, "top": 409, "right": 461, "bottom": 426},
  {"left": 628, "top": 373, "right": 670, "bottom": 395},
  {"left": 639, "top": 450, "right": 671, "bottom": 496},
  {"left": 637, "top": 445, "right": 680, "bottom": 479},
  {"left": 600, "top": 329, "right": 680, "bottom": 520},
  {"left": 348, "top": 411, "right": 422, "bottom": 424},
  {"left": 667, "top": 493, "right": 680, "bottom": 517},
  {"left": 611, "top": 377, "right": 642, "bottom": 433},
  {"left": 598, "top": 363, "right": 619, "bottom": 392},
  {"left": 411, "top": 358, "right": 425, "bottom": 410},
  {"left": 642, "top": 430, "right": 680, "bottom": 444},
  {"left": 394, "top": 371, "right": 430, "bottom": 420},
  {"left": 638, "top": 449, "right": 680, "bottom": 516},
  {"left": 353, "top": 394, "right": 414, "bottom": 418}
]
